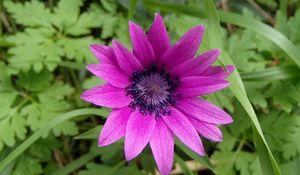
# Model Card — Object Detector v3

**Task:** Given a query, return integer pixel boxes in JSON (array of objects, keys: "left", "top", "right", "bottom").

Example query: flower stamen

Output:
[{"left": 126, "top": 63, "right": 180, "bottom": 118}]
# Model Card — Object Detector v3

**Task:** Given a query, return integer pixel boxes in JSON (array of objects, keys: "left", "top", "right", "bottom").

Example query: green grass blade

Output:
[
  {"left": 51, "top": 152, "right": 102, "bottom": 175},
  {"left": 203, "top": 1, "right": 280, "bottom": 174},
  {"left": 127, "top": 0, "right": 138, "bottom": 19},
  {"left": 174, "top": 154, "right": 194, "bottom": 175},
  {"left": 241, "top": 65, "right": 300, "bottom": 81},
  {"left": 0, "top": 108, "right": 103, "bottom": 172},
  {"left": 175, "top": 140, "right": 214, "bottom": 172},
  {"left": 74, "top": 125, "right": 102, "bottom": 140}
]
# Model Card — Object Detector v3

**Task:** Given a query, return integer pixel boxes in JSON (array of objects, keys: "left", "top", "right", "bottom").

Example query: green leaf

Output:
[
  {"left": 19, "top": 81, "right": 77, "bottom": 136},
  {"left": 280, "top": 155, "right": 300, "bottom": 175},
  {"left": 211, "top": 151, "right": 235, "bottom": 175},
  {"left": 53, "top": 120, "right": 78, "bottom": 136},
  {"left": 57, "top": 37, "right": 96, "bottom": 63},
  {"left": 11, "top": 154, "right": 42, "bottom": 175},
  {"left": 52, "top": 0, "right": 83, "bottom": 31},
  {"left": 17, "top": 69, "right": 53, "bottom": 92},
  {"left": 63, "top": 4, "right": 104, "bottom": 36},
  {"left": 0, "top": 63, "right": 27, "bottom": 151},
  {"left": 4, "top": 0, "right": 52, "bottom": 28},
  {"left": 5, "top": 0, "right": 114, "bottom": 72},
  {"left": 281, "top": 115, "right": 300, "bottom": 159},
  {"left": 212, "top": 150, "right": 262, "bottom": 175},
  {"left": 7, "top": 28, "right": 62, "bottom": 72},
  {"left": 0, "top": 108, "right": 103, "bottom": 172},
  {"left": 226, "top": 30, "right": 266, "bottom": 72},
  {"left": 236, "top": 152, "right": 262, "bottom": 175},
  {"left": 101, "top": 0, "right": 118, "bottom": 14},
  {"left": 265, "top": 81, "right": 300, "bottom": 112}
]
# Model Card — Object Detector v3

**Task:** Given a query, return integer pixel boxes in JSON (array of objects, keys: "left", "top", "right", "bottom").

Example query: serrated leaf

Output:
[
  {"left": 58, "top": 37, "right": 96, "bottom": 63},
  {"left": 7, "top": 28, "right": 62, "bottom": 73},
  {"left": 281, "top": 115, "right": 300, "bottom": 159},
  {"left": 4, "top": 0, "right": 52, "bottom": 28},
  {"left": 211, "top": 151, "right": 235, "bottom": 175},
  {"left": 12, "top": 155, "right": 42, "bottom": 175},
  {"left": 65, "top": 7, "right": 102, "bottom": 36},
  {"left": 52, "top": 120, "right": 78, "bottom": 136},
  {"left": 226, "top": 30, "right": 267, "bottom": 72},
  {"left": 235, "top": 152, "right": 262, "bottom": 175},
  {"left": 5, "top": 0, "right": 115, "bottom": 72},
  {"left": 17, "top": 69, "right": 53, "bottom": 92},
  {"left": 52, "top": 0, "right": 83, "bottom": 30},
  {"left": 280, "top": 155, "right": 300, "bottom": 175}
]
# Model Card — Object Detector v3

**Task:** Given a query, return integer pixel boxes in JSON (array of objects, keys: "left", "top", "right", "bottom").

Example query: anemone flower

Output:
[{"left": 81, "top": 13, "right": 234, "bottom": 175}]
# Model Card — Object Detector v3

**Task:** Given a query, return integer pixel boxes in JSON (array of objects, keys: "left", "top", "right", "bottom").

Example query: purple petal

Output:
[
  {"left": 188, "top": 116, "right": 223, "bottom": 142},
  {"left": 112, "top": 40, "right": 143, "bottom": 76},
  {"left": 87, "top": 64, "right": 130, "bottom": 88},
  {"left": 129, "top": 21, "right": 155, "bottom": 67},
  {"left": 89, "top": 44, "right": 117, "bottom": 65},
  {"left": 150, "top": 118, "right": 174, "bottom": 175},
  {"left": 125, "top": 111, "right": 156, "bottom": 160},
  {"left": 203, "top": 65, "right": 235, "bottom": 79},
  {"left": 99, "top": 107, "right": 132, "bottom": 146},
  {"left": 170, "top": 49, "right": 220, "bottom": 77},
  {"left": 80, "top": 84, "right": 131, "bottom": 108},
  {"left": 176, "top": 98, "right": 233, "bottom": 124},
  {"left": 163, "top": 107, "right": 205, "bottom": 156},
  {"left": 176, "top": 76, "right": 229, "bottom": 97},
  {"left": 161, "top": 25, "right": 205, "bottom": 69},
  {"left": 148, "top": 13, "right": 171, "bottom": 59}
]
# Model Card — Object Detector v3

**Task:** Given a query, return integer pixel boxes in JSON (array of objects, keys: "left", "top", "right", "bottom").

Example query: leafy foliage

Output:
[
  {"left": 1, "top": 0, "right": 300, "bottom": 174},
  {"left": 4, "top": 0, "right": 127, "bottom": 73}
]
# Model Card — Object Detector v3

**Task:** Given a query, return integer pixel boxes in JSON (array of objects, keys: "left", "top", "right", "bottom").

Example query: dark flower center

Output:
[{"left": 126, "top": 63, "right": 180, "bottom": 118}]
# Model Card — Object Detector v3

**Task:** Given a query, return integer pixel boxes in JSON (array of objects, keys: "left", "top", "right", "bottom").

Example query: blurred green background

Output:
[{"left": 1, "top": 0, "right": 300, "bottom": 174}]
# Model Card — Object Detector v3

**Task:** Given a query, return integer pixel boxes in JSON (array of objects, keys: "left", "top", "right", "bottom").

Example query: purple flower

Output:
[{"left": 81, "top": 13, "right": 234, "bottom": 175}]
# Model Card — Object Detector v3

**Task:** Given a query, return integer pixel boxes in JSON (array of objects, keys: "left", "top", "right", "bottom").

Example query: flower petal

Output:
[
  {"left": 87, "top": 64, "right": 130, "bottom": 88},
  {"left": 176, "top": 98, "right": 233, "bottom": 124},
  {"left": 80, "top": 84, "right": 131, "bottom": 108},
  {"left": 148, "top": 13, "right": 171, "bottom": 59},
  {"left": 129, "top": 21, "right": 155, "bottom": 67},
  {"left": 188, "top": 116, "right": 223, "bottom": 142},
  {"left": 150, "top": 118, "right": 174, "bottom": 175},
  {"left": 170, "top": 49, "right": 220, "bottom": 77},
  {"left": 203, "top": 65, "right": 235, "bottom": 79},
  {"left": 125, "top": 111, "right": 156, "bottom": 160},
  {"left": 99, "top": 107, "right": 132, "bottom": 146},
  {"left": 163, "top": 107, "right": 205, "bottom": 156},
  {"left": 176, "top": 76, "right": 229, "bottom": 97},
  {"left": 112, "top": 40, "right": 143, "bottom": 75},
  {"left": 89, "top": 44, "right": 117, "bottom": 65},
  {"left": 161, "top": 25, "right": 204, "bottom": 69}
]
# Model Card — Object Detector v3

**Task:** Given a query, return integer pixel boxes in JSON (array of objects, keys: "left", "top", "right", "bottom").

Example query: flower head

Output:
[{"left": 81, "top": 13, "right": 234, "bottom": 175}]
